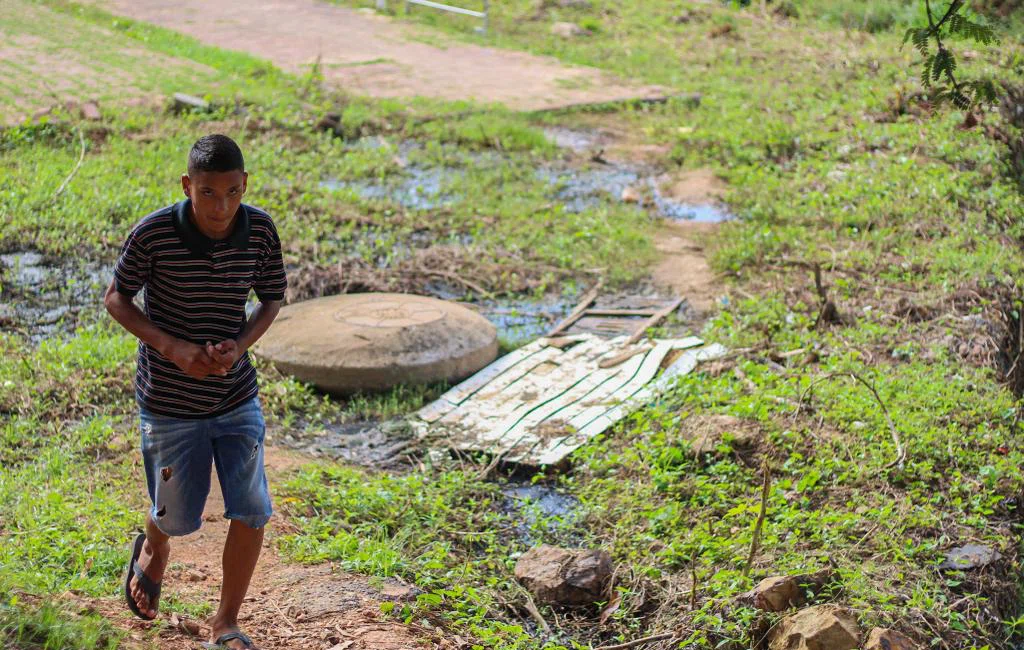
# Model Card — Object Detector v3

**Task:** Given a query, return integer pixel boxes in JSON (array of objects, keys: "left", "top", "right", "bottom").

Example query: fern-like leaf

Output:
[
  {"left": 912, "top": 28, "right": 931, "bottom": 56},
  {"left": 933, "top": 48, "right": 956, "bottom": 82},
  {"left": 921, "top": 55, "right": 935, "bottom": 88}
]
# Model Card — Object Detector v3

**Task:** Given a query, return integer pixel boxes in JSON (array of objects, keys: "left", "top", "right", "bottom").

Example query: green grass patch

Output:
[{"left": 5, "top": 0, "right": 1024, "bottom": 648}]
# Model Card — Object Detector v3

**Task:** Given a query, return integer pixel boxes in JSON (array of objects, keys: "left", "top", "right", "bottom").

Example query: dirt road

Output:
[{"left": 95, "top": 0, "right": 663, "bottom": 111}]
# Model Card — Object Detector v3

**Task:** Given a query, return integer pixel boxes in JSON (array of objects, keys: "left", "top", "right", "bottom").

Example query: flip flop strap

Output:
[
  {"left": 132, "top": 562, "right": 161, "bottom": 599},
  {"left": 214, "top": 632, "right": 254, "bottom": 648}
]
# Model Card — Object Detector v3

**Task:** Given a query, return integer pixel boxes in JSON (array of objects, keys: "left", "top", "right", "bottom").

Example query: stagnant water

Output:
[
  {"left": 4, "top": 130, "right": 711, "bottom": 343},
  {"left": 501, "top": 481, "right": 582, "bottom": 546},
  {"left": 0, "top": 251, "right": 110, "bottom": 342},
  {"left": 321, "top": 134, "right": 734, "bottom": 223}
]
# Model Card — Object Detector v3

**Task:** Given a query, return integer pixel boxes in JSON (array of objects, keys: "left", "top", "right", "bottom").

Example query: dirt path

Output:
[
  {"left": 0, "top": 0, "right": 218, "bottom": 123},
  {"left": 651, "top": 219, "right": 720, "bottom": 315},
  {"left": 91, "top": 0, "right": 662, "bottom": 111},
  {"left": 90, "top": 445, "right": 432, "bottom": 650},
  {"left": 650, "top": 170, "right": 725, "bottom": 313}
]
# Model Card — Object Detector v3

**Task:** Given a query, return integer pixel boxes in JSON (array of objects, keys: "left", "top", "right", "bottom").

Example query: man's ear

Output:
[
  {"left": 181, "top": 174, "right": 191, "bottom": 198},
  {"left": 241, "top": 171, "right": 249, "bottom": 195}
]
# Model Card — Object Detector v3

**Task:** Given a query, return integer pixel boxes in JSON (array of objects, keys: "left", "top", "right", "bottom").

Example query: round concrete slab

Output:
[{"left": 254, "top": 293, "right": 498, "bottom": 394}]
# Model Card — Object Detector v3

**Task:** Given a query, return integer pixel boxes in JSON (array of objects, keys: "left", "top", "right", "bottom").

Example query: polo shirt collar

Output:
[{"left": 172, "top": 199, "right": 251, "bottom": 255}]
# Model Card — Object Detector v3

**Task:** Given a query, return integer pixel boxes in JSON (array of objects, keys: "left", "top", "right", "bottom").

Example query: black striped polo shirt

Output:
[{"left": 113, "top": 199, "right": 287, "bottom": 418}]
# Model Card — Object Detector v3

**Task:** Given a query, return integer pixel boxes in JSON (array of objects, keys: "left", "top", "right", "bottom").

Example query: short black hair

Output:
[{"left": 187, "top": 134, "right": 245, "bottom": 175}]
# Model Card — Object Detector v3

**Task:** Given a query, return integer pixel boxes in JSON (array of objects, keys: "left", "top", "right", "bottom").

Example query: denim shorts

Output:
[{"left": 140, "top": 397, "right": 272, "bottom": 536}]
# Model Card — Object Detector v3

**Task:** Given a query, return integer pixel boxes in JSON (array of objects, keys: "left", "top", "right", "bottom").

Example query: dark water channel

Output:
[
  {"left": 501, "top": 481, "right": 582, "bottom": 546},
  {"left": 0, "top": 251, "right": 111, "bottom": 342}
]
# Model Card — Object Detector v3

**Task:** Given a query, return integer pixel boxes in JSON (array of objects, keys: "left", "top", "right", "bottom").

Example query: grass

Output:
[
  {"left": 0, "top": 597, "right": 119, "bottom": 650},
  {"left": 4, "top": 0, "right": 1024, "bottom": 649}
]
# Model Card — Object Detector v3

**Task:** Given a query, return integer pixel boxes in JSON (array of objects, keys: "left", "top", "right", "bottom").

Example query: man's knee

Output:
[{"left": 149, "top": 503, "right": 202, "bottom": 537}]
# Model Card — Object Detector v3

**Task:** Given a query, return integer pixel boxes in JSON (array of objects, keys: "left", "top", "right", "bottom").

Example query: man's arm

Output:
[
  {"left": 103, "top": 280, "right": 221, "bottom": 379},
  {"left": 238, "top": 300, "right": 282, "bottom": 354}
]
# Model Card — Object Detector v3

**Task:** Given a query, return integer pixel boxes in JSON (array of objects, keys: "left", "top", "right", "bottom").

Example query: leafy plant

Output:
[{"left": 903, "top": 1, "right": 1001, "bottom": 108}]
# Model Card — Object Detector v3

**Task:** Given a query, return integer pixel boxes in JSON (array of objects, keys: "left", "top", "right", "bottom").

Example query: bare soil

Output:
[
  {"left": 92, "top": 0, "right": 663, "bottom": 111},
  {"left": 86, "top": 445, "right": 437, "bottom": 650},
  {"left": 0, "top": 1, "right": 216, "bottom": 124},
  {"left": 651, "top": 220, "right": 720, "bottom": 314}
]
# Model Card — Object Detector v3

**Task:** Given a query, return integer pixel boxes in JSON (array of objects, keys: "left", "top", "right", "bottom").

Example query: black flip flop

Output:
[
  {"left": 201, "top": 631, "right": 258, "bottom": 649},
  {"left": 124, "top": 532, "right": 161, "bottom": 620}
]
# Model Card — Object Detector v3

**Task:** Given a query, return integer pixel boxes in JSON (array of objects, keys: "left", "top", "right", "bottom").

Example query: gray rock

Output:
[
  {"left": 171, "top": 93, "right": 210, "bottom": 114},
  {"left": 80, "top": 101, "right": 101, "bottom": 121},
  {"left": 939, "top": 544, "right": 1001, "bottom": 571},
  {"left": 620, "top": 186, "right": 642, "bottom": 203}
]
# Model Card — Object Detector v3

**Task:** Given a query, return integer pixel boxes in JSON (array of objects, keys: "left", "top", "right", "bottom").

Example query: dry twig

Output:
[
  {"left": 743, "top": 459, "right": 771, "bottom": 578},
  {"left": 797, "top": 372, "right": 906, "bottom": 469},
  {"left": 521, "top": 591, "right": 551, "bottom": 634},
  {"left": 419, "top": 268, "right": 494, "bottom": 299},
  {"left": 593, "top": 632, "right": 676, "bottom": 650},
  {"left": 54, "top": 122, "right": 86, "bottom": 200}
]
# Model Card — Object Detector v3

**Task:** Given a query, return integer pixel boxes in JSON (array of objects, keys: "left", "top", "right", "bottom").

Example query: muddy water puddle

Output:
[
  {"left": 0, "top": 251, "right": 111, "bottom": 341},
  {"left": 278, "top": 415, "right": 583, "bottom": 544},
  {"left": 8, "top": 130, "right": 717, "bottom": 342},
  {"left": 501, "top": 481, "right": 582, "bottom": 546},
  {"left": 322, "top": 135, "right": 734, "bottom": 222},
  {"left": 429, "top": 287, "right": 693, "bottom": 349},
  {"left": 320, "top": 166, "right": 452, "bottom": 212}
]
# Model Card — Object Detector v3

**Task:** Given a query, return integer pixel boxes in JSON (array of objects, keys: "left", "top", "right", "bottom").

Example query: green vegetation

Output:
[{"left": 4, "top": 0, "right": 1024, "bottom": 649}]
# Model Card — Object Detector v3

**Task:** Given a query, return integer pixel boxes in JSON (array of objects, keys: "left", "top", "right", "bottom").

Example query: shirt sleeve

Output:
[
  {"left": 254, "top": 219, "right": 287, "bottom": 302},
  {"left": 113, "top": 226, "right": 150, "bottom": 297}
]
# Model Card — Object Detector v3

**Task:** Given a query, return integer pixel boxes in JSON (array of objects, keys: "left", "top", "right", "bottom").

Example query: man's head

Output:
[{"left": 181, "top": 134, "right": 248, "bottom": 239}]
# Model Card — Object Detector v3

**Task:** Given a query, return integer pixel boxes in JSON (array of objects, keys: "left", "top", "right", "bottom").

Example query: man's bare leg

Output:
[
  {"left": 130, "top": 513, "right": 170, "bottom": 618},
  {"left": 207, "top": 519, "right": 264, "bottom": 649}
]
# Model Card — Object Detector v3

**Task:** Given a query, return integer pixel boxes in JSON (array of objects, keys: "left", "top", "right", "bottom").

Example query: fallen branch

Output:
[
  {"left": 689, "top": 551, "right": 699, "bottom": 610},
  {"left": 420, "top": 269, "right": 494, "bottom": 299},
  {"left": 593, "top": 632, "right": 676, "bottom": 650}
]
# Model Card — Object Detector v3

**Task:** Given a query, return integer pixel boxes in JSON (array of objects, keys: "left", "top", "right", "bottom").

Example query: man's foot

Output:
[
  {"left": 129, "top": 536, "right": 169, "bottom": 619},
  {"left": 206, "top": 621, "right": 260, "bottom": 650}
]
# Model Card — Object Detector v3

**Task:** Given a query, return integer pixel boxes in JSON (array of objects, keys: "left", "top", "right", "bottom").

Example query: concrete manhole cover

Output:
[
  {"left": 254, "top": 293, "right": 498, "bottom": 394},
  {"left": 334, "top": 299, "right": 445, "bottom": 328}
]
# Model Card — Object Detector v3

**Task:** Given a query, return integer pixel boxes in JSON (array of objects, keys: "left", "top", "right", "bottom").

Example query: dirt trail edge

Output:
[
  {"left": 89, "top": 445, "right": 432, "bottom": 650},
  {"left": 94, "top": 0, "right": 663, "bottom": 111}
]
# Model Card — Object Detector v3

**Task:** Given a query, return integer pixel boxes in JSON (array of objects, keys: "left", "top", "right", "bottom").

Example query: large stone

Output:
[
  {"left": 745, "top": 576, "right": 800, "bottom": 612},
  {"left": 865, "top": 628, "right": 917, "bottom": 650},
  {"left": 254, "top": 293, "right": 498, "bottom": 394},
  {"left": 739, "top": 569, "right": 833, "bottom": 612},
  {"left": 514, "top": 544, "right": 612, "bottom": 606},
  {"left": 768, "top": 605, "right": 860, "bottom": 650}
]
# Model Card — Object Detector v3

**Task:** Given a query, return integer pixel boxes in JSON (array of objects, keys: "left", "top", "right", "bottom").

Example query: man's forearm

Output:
[
  {"left": 236, "top": 300, "right": 282, "bottom": 354},
  {"left": 104, "top": 284, "right": 177, "bottom": 356}
]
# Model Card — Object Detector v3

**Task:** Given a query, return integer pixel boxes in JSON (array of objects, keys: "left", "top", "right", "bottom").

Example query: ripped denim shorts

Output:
[{"left": 139, "top": 397, "right": 272, "bottom": 536}]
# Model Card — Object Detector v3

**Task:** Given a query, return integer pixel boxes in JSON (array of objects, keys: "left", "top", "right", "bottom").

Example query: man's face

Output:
[{"left": 181, "top": 169, "right": 248, "bottom": 238}]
